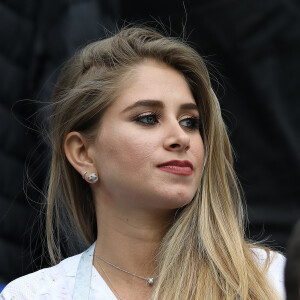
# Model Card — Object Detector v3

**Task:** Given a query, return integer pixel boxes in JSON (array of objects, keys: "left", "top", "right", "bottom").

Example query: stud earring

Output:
[
  {"left": 88, "top": 173, "right": 98, "bottom": 183},
  {"left": 82, "top": 171, "right": 88, "bottom": 180}
]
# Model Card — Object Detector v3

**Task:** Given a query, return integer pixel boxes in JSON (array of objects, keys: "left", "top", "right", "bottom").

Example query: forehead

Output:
[{"left": 111, "top": 60, "right": 196, "bottom": 111}]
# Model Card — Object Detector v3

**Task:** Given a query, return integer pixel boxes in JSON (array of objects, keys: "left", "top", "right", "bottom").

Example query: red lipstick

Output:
[{"left": 157, "top": 160, "right": 193, "bottom": 176}]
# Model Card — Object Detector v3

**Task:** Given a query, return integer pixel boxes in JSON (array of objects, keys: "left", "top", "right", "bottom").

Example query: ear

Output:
[{"left": 64, "top": 131, "right": 96, "bottom": 179}]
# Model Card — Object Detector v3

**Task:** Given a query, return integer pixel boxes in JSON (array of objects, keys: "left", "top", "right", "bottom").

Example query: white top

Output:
[{"left": 0, "top": 248, "right": 286, "bottom": 300}]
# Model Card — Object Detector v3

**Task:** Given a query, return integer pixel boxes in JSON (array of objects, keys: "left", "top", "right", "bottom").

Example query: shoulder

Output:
[
  {"left": 0, "top": 253, "right": 82, "bottom": 300},
  {"left": 251, "top": 247, "right": 286, "bottom": 298}
]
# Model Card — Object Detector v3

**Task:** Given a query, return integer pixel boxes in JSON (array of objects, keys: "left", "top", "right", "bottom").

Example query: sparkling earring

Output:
[{"left": 88, "top": 173, "right": 98, "bottom": 183}]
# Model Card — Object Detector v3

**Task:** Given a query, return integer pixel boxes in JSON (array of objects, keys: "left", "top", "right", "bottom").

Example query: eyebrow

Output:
[{"left": 121, "top": 99, "right": 199, "bottom": 113}]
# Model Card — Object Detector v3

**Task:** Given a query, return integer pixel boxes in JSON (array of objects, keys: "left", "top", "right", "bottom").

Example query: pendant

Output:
[{"left": 147, "top": 278, "right": 154, "bottom": 285}]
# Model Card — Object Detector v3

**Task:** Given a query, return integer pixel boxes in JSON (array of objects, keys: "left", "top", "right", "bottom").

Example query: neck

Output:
[{"left": 94, "top": 196, "right": 175, "bottom": 278}]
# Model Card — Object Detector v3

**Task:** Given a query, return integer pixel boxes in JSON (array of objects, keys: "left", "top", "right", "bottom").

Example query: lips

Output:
[{"left": 157, "top": 160, "right": 193, "bottom": 176}]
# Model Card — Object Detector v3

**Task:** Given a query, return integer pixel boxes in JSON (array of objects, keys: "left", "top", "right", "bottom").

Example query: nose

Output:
[{"left": 163, "top": 122, "right": 190, "bottom": 152}]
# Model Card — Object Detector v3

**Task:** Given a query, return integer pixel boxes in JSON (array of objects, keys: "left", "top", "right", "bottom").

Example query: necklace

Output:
[
  {"left": 96, "top": 260, "right": 124, "bottom": 300},
  {"left": 94, "top": 253, "right": 156, "bottom": 286}
]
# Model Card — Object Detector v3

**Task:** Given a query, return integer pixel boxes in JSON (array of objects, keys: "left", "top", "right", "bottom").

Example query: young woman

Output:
[{"left": 1, "top": 26, "right": 285, "bottom": 300}]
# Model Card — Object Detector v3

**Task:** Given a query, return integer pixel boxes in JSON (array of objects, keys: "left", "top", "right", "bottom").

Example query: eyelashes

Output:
[
  {"left": 133, "top": 112, "right": 201, "bottom": 131},
  {"left": 133, "top": 112, "right": 162, "bottom": 126},
  {"left": 179, "top": 117, "right": 200, "bottom": 131}
]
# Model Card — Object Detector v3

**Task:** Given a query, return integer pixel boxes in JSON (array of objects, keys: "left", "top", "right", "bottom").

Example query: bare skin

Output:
[
  {"left": 65, "top": 60, "right": 205, "bottom": 299},
  {"left": 93, "top": 201, "right": 173, "bottom": 299}
]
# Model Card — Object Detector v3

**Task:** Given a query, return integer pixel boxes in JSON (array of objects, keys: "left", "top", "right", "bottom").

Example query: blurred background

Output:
[{"left": 0, "top": 0, "right": 299, "bottom": 288}]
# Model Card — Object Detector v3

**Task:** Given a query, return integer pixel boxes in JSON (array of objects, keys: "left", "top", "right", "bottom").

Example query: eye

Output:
[
  {"left": 133, "top": 112, "right": 161, "bottom": 126},
  {"left": 179, "top": 117, "right": 200, "bottom": 131}
]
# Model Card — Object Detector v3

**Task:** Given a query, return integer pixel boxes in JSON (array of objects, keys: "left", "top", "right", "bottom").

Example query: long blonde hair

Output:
[{"left": 47, "top": 26, "right": 281, "bottom": 299}]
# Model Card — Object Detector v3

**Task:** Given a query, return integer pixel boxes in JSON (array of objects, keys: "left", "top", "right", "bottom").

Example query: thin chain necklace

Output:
[
  {"left": 94, "top": 253, "right": 156, "bottom": 286},
  {"left": 96, "top": 260, "right": 124, "bottom": 300}
]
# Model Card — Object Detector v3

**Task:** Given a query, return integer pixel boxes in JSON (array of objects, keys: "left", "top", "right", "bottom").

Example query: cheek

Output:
[
  {"left": 192, "top": 137, "right": 205, "bottom": 170},
  {"left": 98, "top": 128, "right": 155, "bottom": 174}
]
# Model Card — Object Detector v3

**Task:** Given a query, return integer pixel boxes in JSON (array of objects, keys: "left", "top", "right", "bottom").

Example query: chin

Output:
[{"left": 156, "top": 190, "right": 196, "bottom": 210}]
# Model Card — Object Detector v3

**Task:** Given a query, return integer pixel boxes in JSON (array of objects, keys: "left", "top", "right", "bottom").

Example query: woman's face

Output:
[{"left": 92, "top": 60, "right": 205, "bottom": 212}]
